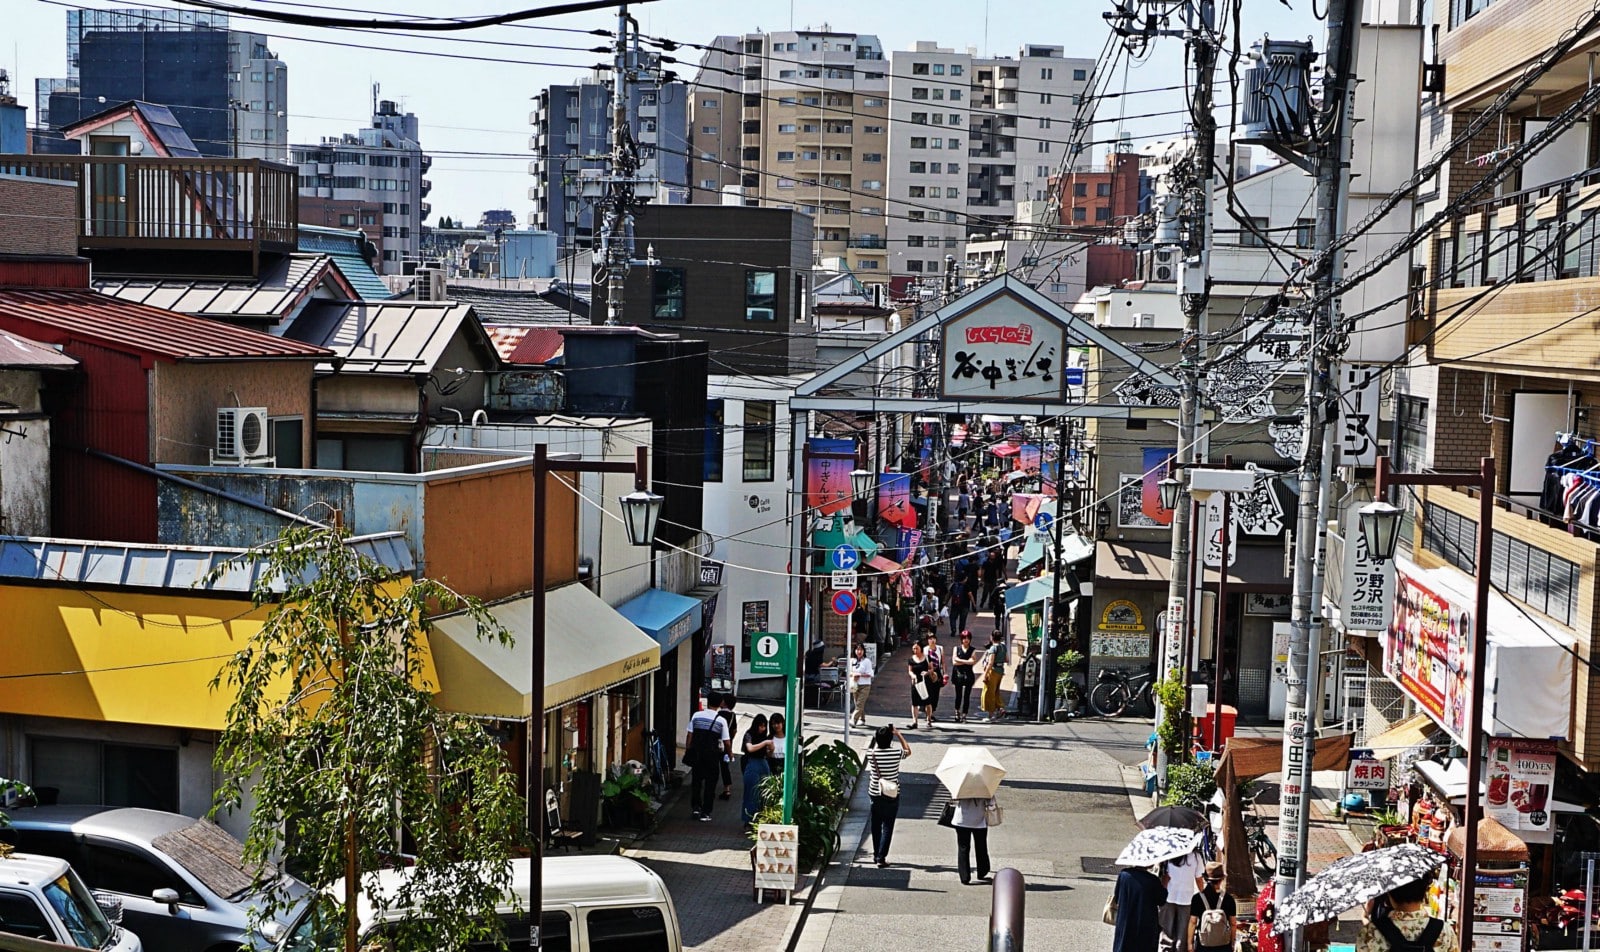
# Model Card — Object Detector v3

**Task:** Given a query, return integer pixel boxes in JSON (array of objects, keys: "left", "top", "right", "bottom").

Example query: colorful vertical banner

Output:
[
  {"left": 900, "top": 528, "right": 923, "bottom": 567},
  {"left": 1017, "top": 444, "right": 1041, "bottom": 473},
  {"left": 1140, "top": 447, "right": 1177, "bottom": 526},
  {"left": 918, "top": 436, "right": 934, "bottom": 483},
  {"left": 1004, "top": 423, "right": 1025, "bottom": 446},
  {"left": 805, "top": 438, "right": 857, "bottom": 516},
  {"left": 1384, "top": 565, "right": 1471, "bottom": 744},
  {"left": 1486, "top": 738, "right": 1556, "bottom": 839},
  {"left": 877, "top": 472, "right": 916, "bottom": 528},
  {"left": 949, "top": 423, "right": 968, "bottom": 446}
]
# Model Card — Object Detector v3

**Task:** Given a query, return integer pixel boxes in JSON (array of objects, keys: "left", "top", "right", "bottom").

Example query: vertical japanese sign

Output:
[
  {"left": 804, "top": 438, "right": 857, "bottom": 517},
  {"left": 1201, "top": 493, "right": 1238, "bottom": 568},
  {"left": 1384, "top": 565, "right": 1471, "bottom": 744},
  {"left": 1487, "top": 738, "right": 1556, "bottom": 838},
  {"left": 877, "top": 472, "right": 916, "bottom": 528},
  {"left": 940, "top": 302, "right": 1069, "bottom": 402},
  {"left": 1340, "top": 363, "right": 1381, "bottom": 467},
  {"left": 1340, "top": 508, "right": 1396, "bottom": 632}
]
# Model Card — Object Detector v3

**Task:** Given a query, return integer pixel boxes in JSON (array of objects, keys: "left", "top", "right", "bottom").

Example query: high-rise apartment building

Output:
[
  {"left": 527, "top": 56, "right": 689, "bottom": 252},
  {"left": 689, "top": 30, "right": 892, "bottom": 279},
  {"left": 292, "top": 101, "right": 432, "bottom": 273},
  {"left": 886, "top": 42, "right": 1095, "bottom": 277},
  {"left": 35, "top": 7, "right": 286, "bottom": 160}
]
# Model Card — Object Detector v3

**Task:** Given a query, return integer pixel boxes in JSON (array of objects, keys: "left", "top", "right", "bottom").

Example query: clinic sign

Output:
[{"left": 939, "top": 295, "right": 1071, "bottom": 403}]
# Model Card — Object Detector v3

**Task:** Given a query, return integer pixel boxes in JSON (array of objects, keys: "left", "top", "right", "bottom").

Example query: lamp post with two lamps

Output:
[
  {"left": 843, "top": 468, "right": 876, "bottom": 745},
  {"left": 528, "top": 444, "right": 662, "bottom": 950},
  {"left": 1358, "top": 456, "right": 1494, "bottom": 952}
]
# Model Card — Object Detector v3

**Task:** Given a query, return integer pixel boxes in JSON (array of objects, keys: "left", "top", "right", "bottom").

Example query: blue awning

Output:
[
  {"left": 616, "top": 588, "right": 703, "bottom": 653},
  {"left": 1006, "top": 574, "right": 1067, "bottom": 612}
]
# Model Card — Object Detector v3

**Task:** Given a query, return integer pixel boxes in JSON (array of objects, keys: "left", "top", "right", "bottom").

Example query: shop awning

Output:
[
  {"left": 1005, "top": 574, "right": 1071, "bottom": 612},
  {"left": 866, "top": 555, "right": 901, "bottom": 573},
  {"left": 430, "top": 583, "right": 660, "bottom": 719},
  {"left": 1094, "top": 540, "right": 1292, "bottom": 593},
  {"left": 1364, "top": 713, "right": 1441, "bottom": 761},
  {"left": 989, "top": 444, "right": 1021, "bottom": 458},
  {"left": 615, "top": 588, "right": 702, "bottom": 654}
]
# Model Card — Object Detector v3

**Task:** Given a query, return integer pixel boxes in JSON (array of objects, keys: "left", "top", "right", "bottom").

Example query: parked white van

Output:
[
  {"left": 276, "top": 854, "right": 680, "bottom": 951},
  {"left": 0, "top": 851, "right": 142, "bottom": 951}
]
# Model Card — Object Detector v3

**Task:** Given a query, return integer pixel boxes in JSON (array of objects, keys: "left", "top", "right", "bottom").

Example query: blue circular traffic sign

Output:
[
  {"left": 831, "top": 589, "right": 858, "bottom": 616},
  {"left": 830, "top": 544, "right": 859, "bottom": 570},
  {"left": 1033, "top": 511, "right": 1054, "bottom": 530}
]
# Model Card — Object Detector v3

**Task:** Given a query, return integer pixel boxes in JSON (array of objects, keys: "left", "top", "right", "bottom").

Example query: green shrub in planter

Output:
[
  {"left": 1162, "top": 763, "right": 1217, "bottom": 809},
  {"left": 749, "top": 735, "right": 862, "bottom": 871}
]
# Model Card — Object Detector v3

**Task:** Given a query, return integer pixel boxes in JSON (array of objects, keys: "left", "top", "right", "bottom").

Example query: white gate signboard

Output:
[{"left": 940, "top": 298, "right": 1070, "bottom": 403}]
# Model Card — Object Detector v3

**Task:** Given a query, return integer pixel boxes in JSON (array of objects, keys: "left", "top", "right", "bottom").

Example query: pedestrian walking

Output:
[
  {"left": 1113, "top": 863, "right": 1169, "bottom": 952},
  {"left": 957, "top": 486, "right": 971, "bottom": 528},
  {"left": 1356, "top": 877, "right": 1459, "bottom": 952},
  {"left": 768, "top": 713, "right": 788, "bottom": 777},
  {"left": 849, "top": 642, "right": 875, "bottom": 727},
  {"left": 1188, "top": 863, "right": 1237, "bottom": 952},
  {"left": 740, "top": 714, "right": 774, "bottom": 824},
  {"left": 864, "top": 724, "right": 911, "bottom": 867},
  {"left": 923, "top": 631, "right": 946, "bottom": 722},
  {"left": 950, "top": 630, "right": 979, "bottom": 722},
  {"left": 907, "top": 642, "right": 934, "bottom": 728},
  {"left": 716, "top": 695, "right": 738, "bottom": 802},
  {"left": 685, "top": 695, "right": 731, "bottom": 821},
  {"left": 980, "top": 629, "right": 1008, "bottom": 721},
  {"left": 1159, "top": 849, "right": 1204, "bottom": 952},
  {"left": 948, "top": 582, "right": 972, "bottom": 636},
  {"left": 950, "top": 794, "right": 999, "bottom": 885},
  {"left": 987, "top": 580, "right": 1006, "bottom": 632}
]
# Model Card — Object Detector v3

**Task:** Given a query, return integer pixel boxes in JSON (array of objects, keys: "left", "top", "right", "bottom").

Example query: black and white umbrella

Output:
[
  {"left": 1273, "top": 843, "right": 1447, "bottom": 932},
  {"left": 1116, "top": 826, "right": 1201, "bottom": 867}
]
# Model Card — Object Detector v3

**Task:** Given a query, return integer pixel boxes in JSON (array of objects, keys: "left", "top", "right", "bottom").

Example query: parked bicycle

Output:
[
  {"left": 1088, "top": 665, "right": 1156, "bottom": 717},
  {"left": 1242, "top": 791, "right": 1278, "bottom": 875},
  {"left": 642, "top": 729, "right": 669, "bottom": 799}
]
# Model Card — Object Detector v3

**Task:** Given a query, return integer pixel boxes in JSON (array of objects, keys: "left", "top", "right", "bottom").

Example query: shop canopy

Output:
[
  {"left": 989, "top": 444, "right": 1022, "bottom": 458},
  {"left": 615, "top": 588, "right": 703, "bottom": 654},
  {"left": 1363, "top": 713, "right": 1442, "bottom": 761},
  {"left": 430, "top": 582, "right": 661, "bottom": 720},
  {"left": 1005, "top": 574, "right": 1070, "bottom": 612},
  {"left": 866, "top": 555, "right": 902, "bottom": 573}
]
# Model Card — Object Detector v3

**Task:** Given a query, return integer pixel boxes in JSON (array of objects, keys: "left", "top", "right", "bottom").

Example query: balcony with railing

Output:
[
  {"left": 1426, "top": 166, "right": 1600, "bottom": 377},
  {"left": 0, "top": 155, "right": 297, "bottom": 276}
]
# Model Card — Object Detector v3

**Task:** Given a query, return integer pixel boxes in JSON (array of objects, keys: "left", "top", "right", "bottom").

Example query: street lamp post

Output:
[
  {"left": 847, "top": 468, "right": 875, "bottom": 745},
  {"left": 1360, "top": 455, "right": 1494, "bottom": 952},
  {"left": 530, "top": 443, "right": 660, "bottom": 948}
]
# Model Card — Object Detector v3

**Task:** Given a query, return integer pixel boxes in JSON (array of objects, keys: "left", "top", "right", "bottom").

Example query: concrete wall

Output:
[
  {"left": 316, "top": 374, "right": 417, "bottom": 418},
  {"left": 151, "top": 360, "right": 314, "bottom": 466},
  {"left": 0, "top": 175, "right": 77, "bottom": 256},
  {"left": 0, "top": 369, "right": 51, "bottom": 535}
]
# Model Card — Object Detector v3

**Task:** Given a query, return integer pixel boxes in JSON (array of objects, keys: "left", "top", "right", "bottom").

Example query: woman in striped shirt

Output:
[{"left": 865, "top": 724, "right": 912, "bottom": 868}]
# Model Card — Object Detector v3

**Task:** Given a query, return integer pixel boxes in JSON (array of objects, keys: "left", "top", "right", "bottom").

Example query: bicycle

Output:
[
  {"left": 1242, "top": 793, "right": 1278, "bottom": 875},
  {"left": 642, "top": 729, "right": 668, "bottom": 800},
  {"left": 1088, "top": 665, "right": 1156, "bottom": 717}
]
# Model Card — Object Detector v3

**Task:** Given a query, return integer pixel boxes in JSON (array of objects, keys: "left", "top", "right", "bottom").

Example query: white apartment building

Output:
[
  {"left": 886, "top": 42, "right": 1095, "bottom": 277},
  {"left": 689, "top": 30, "right": 892, "bottom": 279}
]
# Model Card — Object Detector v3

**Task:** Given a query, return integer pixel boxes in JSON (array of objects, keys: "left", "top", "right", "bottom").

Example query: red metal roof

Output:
[
  {"left": 0, "top": 289, "right": 331, "bottom": 362},
  {"left": 506, "top": 327, "right": 565, "bottom": 366},
  {"left": 0, "top": 330, "right": 77, "bottom": 369},
  {"left": 484, "top": 323, "right": 533, "bottom": 361}
]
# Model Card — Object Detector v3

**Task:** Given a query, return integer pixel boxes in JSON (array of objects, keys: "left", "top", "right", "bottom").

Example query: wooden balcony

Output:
[{"left": 0, "top": 155, "right": 297, "bottom": 277}]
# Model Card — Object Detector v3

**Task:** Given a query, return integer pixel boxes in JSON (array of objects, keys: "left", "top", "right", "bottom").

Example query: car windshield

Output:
[
  {"left": 42, "top": 871, "right": 114, "bottom": 949},
  {"left": 277, "top": 895, "right": 340, "bottom": 952}
]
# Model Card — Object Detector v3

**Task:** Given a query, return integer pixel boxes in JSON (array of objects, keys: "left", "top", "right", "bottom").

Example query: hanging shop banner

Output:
[
  {"left": 1340, "top": 508, "right": 1397, "bottom": 632},
  {"left": 1384, "top": 565, "right": 1471, "bottom": 744},
  {"left": 918, "top": 436, "right": 934, "bottom": 483},
  {"left": 1017, "top": 444, "right": 1041, "bottom": 473},
  {"left": 1233, "top": 465, "right": 1287, "bottom": 537},
  {"left": 805, "top": 438, "right": 857, "bottom": 517},
  {"left": 1202, "top": 493, "right": 1239, "bottom": 568},
  {"left": 1339, "top": 363, "right": 1382, "bottom": 468},
  {"left": 877, "top": 472, "right": 916, "bottom": 529},
  {"left": 949, "top": 423, "right": 968, "bottom": 447},
  {"left": 1487, "top": 738, "right": 1557, "bottom": 839}
]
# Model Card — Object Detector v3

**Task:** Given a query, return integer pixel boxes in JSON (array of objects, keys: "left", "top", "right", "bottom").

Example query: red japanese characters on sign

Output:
[
  {"left": 1346, "top": 753, "right": 1390, "bottom": 790},
  {"left": 964, "top": 323, "right": 1035, "bottom": 345}
]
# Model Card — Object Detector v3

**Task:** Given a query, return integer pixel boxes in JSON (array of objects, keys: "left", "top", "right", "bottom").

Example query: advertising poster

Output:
[
  {"left": 1140, "top": 447, "right": 1177, "bottom": 526},
  {"left": 1385, "top": 566, "right": 1471, "bottom": 744},
  {"left": 877, "top": 472, "right": 916, "bottom": 529},
  {"left": 805, "top": 438, "right": 857, "bottom": 517},
  {"left": 1017, "top": 444, "right": 1041, "bottom": 473},
  {"left": 1487, "top": 738, "right": 1556, "bottom": 838}
]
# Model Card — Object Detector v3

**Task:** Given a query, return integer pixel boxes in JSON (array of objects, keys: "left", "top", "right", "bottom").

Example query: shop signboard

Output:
[
  {"left": 805, "top": 439, "right": 857, "bottom": 517},
  {"left": 1344, "top": 749, "right": 1389, "bottom": 790},
  {"left": 937, "top": 298, "right": 1069, "bottom": 402},
  {"left": 1384, "top": 565, "right": 1471, "bottom": 744},
  {"left": 877, "top": 472, "right": 916, "bottom": 528},
  {"left": 1340, "top": 508, "right": 1396, "bottom": 633},
  {"left": 1486, "top": 738, "right": 1557, "bottom": 842},
  {"left": 1339, "top": 363, "right": 1382, "bottom": 467},
  {"left": 754, "top": 823, "right": 800, "bottom": 897}
]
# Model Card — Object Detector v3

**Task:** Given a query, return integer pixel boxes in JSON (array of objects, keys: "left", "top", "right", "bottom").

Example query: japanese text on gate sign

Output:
[{"left": 965, "top": 323, "right": 1035, "bottom": 345}]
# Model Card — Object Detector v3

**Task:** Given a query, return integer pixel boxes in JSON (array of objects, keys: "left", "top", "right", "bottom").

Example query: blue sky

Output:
[{"left": 10, "top": 0, "right": 1323, "bottom": 223}]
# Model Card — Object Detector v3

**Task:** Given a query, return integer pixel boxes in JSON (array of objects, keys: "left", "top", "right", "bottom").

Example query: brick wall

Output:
[
  {"left": 1445, "top": 111, "right": 1502, "bottom": 205},
  {"left": 0, "top": 175, "right": 77, "bottom": 256},
  {"left": 1429, "top": 366, "right": 1494, "bottom": 471}
]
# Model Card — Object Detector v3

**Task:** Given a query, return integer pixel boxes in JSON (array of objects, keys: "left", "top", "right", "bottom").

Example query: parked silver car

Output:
[{"left": 0, "top": 806, "right": 309, "bottom": 952}]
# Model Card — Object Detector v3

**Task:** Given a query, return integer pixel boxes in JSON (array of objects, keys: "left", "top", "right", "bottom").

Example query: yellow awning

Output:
[
  {"left": 1366, "top": 713, "right": 1439, "bottom": 761},
  {"left": 429, "top": 583, "right": 661, "bottom": 719},
  {"left": 0, "top": 582, "right": 437, "bottom": 731}
]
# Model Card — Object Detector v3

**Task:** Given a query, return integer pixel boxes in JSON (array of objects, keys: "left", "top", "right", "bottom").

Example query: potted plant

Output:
[
  {"left": 1054, "top": 649, "right": 1085, "bottom": 714},
  {"left": 601, "top": 770, "right": 653, "bottom": 830}
]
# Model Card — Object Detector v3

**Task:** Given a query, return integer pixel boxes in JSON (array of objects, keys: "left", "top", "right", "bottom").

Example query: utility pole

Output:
[
  {"left": 1276, "top": 0, "right": 1359, "bottom": 938},
  {"left": 1107, "top": 0, "right": 1217, "bottom": 780},
  {"left": 596, "top": 2, "right": 658, "bottom": 325}
]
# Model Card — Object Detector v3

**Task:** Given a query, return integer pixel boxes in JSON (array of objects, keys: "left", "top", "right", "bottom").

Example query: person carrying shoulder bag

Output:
[{"left": 864, "top": 724, "right": 911, "bottom": 868}]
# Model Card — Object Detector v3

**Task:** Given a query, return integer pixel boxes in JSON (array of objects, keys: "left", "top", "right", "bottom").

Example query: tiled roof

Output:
[
  {"left": 0, "top": 288, "right": 330, "bottom": 362},
  {"left": 0, "top": 330, "right": 77, "bottom": 369},
  {"left": 298, "top": 227, "right": 393, "bottom": 301},
  {"left": 96, "top": 254, "right": 350, "bottom": 323},
  {"left": 286, "top": 299, "right": 490, "bottom": 374},
  {"left": 442, "top": 284, "right": 588, "bottom": 325}
]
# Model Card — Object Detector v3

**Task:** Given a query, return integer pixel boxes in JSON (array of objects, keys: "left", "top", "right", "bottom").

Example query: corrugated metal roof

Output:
[
  {"left": 0, "top": 531, "right": 414, "bottom": 593},
  {"left": 484, "top": 324, "right": 532, "bottom": 360},
  {"left": 0, "top": 288, "right": 331, "bottom": 362},
  {"left": 0, "top": 329, "right": 77, "bottom": 369},
  {"left": 288, "top": 299, "right": 488, "bottom": 374},
  {"left": 95, "top": 255, "right": 348, "bottom": 323},
  {"left": 506, "top": 327, "right": 565, "bottom": 365},
  {"left": 298, "top": 228, "right": 393, "bottom": 301}
]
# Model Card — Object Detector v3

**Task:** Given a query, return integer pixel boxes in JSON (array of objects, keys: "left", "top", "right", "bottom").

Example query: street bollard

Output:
[{"left": 988, "top": 867, "right": 1025, "bottom": 951}]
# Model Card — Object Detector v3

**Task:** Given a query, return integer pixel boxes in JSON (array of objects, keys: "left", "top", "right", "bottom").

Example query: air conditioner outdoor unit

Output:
[
  {"left": 1152, "top": 245, "right": 1179, "bottom": 282},
  {"left": 213, "top": 407, "right": 273, "bottom": 466}
]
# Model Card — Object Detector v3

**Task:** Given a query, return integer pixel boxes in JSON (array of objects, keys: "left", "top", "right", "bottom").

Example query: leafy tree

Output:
[{"left": 210, "top": 522, "right": 526, "bottom": 952}]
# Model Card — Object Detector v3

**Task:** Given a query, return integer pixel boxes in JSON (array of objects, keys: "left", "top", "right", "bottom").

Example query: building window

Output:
[
  {"left": 1240, "top": 217, "right": 1271, "bottom": 248},
  {"left": 907, "top": 261, "right": 924, "bottom": 272},
  {"left": 705, "top": 400, "right": 724, "bottom": 482},
  {"left": 1096, "top": 182, "right": 1111, "bottom": 197},
  {"left": 933, "top": 64, "right": 945, "bottom": 75},
  {"left": 1395, "top": 396, "right": 1429, "bottom": 472},
  {"left": 742, "top": 400, "right": 776, "bottom": 482},
  {"left": 1072, "top": 182, "right": 1087, "bottom": 197},
  {"left": 29, "top": 737, "right": 179, "bottom": 811},
  {"left": 746, "top": 270, "right": 778, "bottom": 320},
  {"left": 1072, "top": 207, "right": 1086, "bottom": 221},
  {"left": 907, "top": 236, "right": 924, "bottom": 247},
  {"left": 912, "top": 88, "right": 930, "bottom": 100},
  {"left": 269, "top": 416, "right": 304, "bottom": 468},
  {"left": 951, "top": 65, "right": 964, "bottom": 76},
  {"left": 911, "top": 112, "right": 928, "bottom": 124},
  {"left": 1296, "top": 218, "right": 1316, "bottom": 247},
  {"left": 946, "top": 187, "right": 959, "bottom": 198},
  {"left": 859, "top": 259, "right": 880, "bottom": 269},
  {"left": 1096, "top": 206, "right": 1111, "bottom": 221},
  {"left": 653, "top": 267, "right": 686, "bottom": 319},
  {"left": 912, "top": 62, "right": 930, "bottom": 75},
  {"left": 909, "top": 161, "right": 927, "bottom": 173},
  {"left": 908, "top": 186, "right": 927, "bottom": 198},
  {"left": 1421, "top": 502, "right": 1478, "bottom": 573},
  {"left": 777, "top": 151, "right": 795, "bottom": 161}
]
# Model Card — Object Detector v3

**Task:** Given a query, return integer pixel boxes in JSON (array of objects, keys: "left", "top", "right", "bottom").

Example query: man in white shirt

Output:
[
  {"left": 1159, "top": 849, "right": 1205, "bottom": 952},
  {"left": 849, "top": 643, "right": 875, "bottom": 726},
  {"left": 684, "top": 696, "right": 732, "bottom": 821}
]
